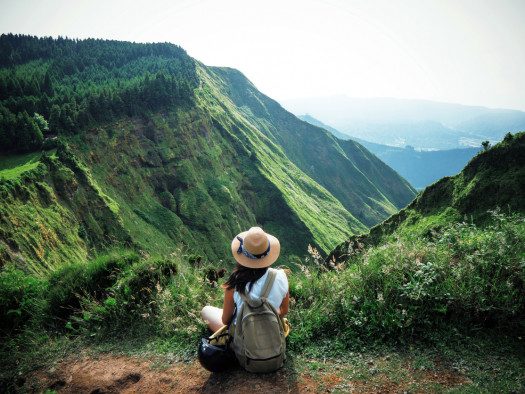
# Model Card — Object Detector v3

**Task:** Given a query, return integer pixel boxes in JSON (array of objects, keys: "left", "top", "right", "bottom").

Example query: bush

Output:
[
  {"left": 46, "top": 251, "right": 139, "bottom": 321},
  {"left": 75, "top": 253, "right": 218, "bottom": 340},
  {"left": 0, "top": 266, "right": 46, "bottom": 334},
  {"left": 42, "top": 137, "right": 58, "bottom": 151},
  {"left": 287, "top": 211, "right": 525, "bottom": 350}
]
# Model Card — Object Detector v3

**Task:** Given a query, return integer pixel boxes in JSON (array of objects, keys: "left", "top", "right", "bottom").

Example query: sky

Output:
[{"left": 2, "top": 0, "right": 525, "bottom": 111}]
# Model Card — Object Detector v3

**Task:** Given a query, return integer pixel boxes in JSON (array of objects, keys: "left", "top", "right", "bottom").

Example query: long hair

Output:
[{"left": 223, "top": 264, "right": 268, "bottom": 295}]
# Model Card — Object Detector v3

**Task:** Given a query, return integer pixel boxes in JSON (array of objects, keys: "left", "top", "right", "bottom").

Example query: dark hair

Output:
[{"left": 223, "top": 264, "right": 268, "bottom": 295}]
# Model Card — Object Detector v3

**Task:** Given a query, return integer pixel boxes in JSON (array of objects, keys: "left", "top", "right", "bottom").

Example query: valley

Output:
[{"left": 300, "top": 114, "right": 481, "bottom": 190}]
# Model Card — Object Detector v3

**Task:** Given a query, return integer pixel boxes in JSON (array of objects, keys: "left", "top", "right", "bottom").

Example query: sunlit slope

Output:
[
  {"left": 194, "top": 63, "right": 365, "bottom": 253},
  {"left": 71, "top": 110, "right": 319, "bottom": 262},
  {"left": 204, "top": 66, "right": 417, "bottom": 227},
  {"left": 0, "top": 149, "right": 131, "bottom": 275},
  {"left": 330, "top": 132, "right": 525, "bottom": 260},
  {"left": 0, "top": 35, "right": 419, "bottom": 271}
]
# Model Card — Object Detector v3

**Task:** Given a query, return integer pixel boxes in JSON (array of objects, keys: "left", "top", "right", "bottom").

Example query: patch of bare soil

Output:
[{"left": 24, "top": 353, "right": 469, "bottom": 393}]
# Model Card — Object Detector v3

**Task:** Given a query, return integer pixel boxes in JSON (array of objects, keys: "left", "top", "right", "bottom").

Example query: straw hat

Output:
[{"left": 231, "top": 227, "right": 280, "bottom": 268}]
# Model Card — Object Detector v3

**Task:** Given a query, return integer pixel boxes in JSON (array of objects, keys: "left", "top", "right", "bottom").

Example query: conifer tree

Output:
[
  {"left": 33, "top": 112, "right": 49, "bottom": 134},
  {"left": 42, "top": 70, "right": 54, "bottom": 96},
  {"left": 49, "top": 104, "right": 61, "bottom": 134}
]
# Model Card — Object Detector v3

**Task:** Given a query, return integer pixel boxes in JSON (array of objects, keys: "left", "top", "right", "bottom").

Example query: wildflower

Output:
[
  {"left": 377, "top": 293, "right": 384, "bottom": 304},
  {"left": 300, "top": 265, "right": 311, "bottom": 277},
  {"left": 307, "top": 244, "right": 322, "bottom": 262}
]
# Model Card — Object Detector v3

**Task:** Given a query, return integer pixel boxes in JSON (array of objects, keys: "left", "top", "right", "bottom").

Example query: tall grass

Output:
[
  {"left": 1, "top": 211, "right": 524, "bottom": 388},
  {"left": 287, "top": 209, "right": 525, "bottom": 352}
]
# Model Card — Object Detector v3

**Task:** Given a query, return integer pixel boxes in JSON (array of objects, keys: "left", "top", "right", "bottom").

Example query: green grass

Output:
[
  {"left": 291, "top": 211, "right": 525, "bottom": 349},
  {"left": 0, "top": 147, "right": 131, "bottom": 274},
  {"left": 1, "top": 211, "right": 524, "bottom": 391},
  {"left": 0, "top": 150, "right": 56, "bottom": 180}
]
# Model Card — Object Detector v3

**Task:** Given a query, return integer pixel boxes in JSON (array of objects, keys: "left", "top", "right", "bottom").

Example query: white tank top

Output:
[{"left": 233, "top": 269, "right": 288, "bottom": 324}]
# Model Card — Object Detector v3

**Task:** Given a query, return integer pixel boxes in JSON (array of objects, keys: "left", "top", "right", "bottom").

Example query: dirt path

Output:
[{"left": 23, "top": 353, "right": 469, "bottom": 393}]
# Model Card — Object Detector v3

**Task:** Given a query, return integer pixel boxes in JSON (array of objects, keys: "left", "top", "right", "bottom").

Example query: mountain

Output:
[
  {"left": 300, "top": 114, "right": 480, "bottom": 190},
  {"left": 329, "top": 131, "right": 525, "bottom": 262},
  {"left": 204, "top": 67, "right": 416, "bottom": 226},
  {"left": 282, "top": 96, "right": 525, "bottom": 150},
  {"left": 0, "top": 34, "right": 416, "bottom": 272}
]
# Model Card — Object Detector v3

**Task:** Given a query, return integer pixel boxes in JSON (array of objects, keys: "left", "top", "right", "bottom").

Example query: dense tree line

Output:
[{"left": 0, "top": 34, "right": 197, "bottom": 153}]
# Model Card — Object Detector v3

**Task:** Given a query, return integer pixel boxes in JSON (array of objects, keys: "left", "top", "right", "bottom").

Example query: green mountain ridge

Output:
[
  {"left": 0, "top": 34, "right": 416, "bottom": 272},
  {"left": 203, "top": 66, "right": 416, "bottom": 227},
  {"left": 329, "top": 131, "right": 525, "bottom": 262}
]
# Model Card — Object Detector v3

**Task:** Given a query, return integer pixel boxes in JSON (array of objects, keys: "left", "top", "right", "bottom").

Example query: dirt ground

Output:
[{"left": 22, "top": 353, "right": 469, "bottom": 393}]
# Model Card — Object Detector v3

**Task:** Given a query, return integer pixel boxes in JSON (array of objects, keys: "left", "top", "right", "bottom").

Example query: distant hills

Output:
[
  {"left": 283, "top": 96, "right": 525, "bottom": 150},
  {"left": 300, "top": 114, "right": 480, "bottom": 190}
]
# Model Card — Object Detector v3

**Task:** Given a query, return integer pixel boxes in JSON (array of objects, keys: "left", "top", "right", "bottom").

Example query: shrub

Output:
[
  {"left": 42, "top": 137, "right": 58, "bottom": 151},
  {"left": 45, "top": 251, "right": 139, "bottom": 321},
  {"left": 287, "top": 211, "right": 525, "bottom": 350},
  {"left": 0, "top": 266, "right": 46, "bottom": 334},
  {"left": 72, "top": 252, "right": 224, "bottom": 344}
]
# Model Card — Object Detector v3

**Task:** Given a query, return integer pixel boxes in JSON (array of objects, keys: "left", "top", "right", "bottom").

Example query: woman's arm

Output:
[
  {"left": 278, "top": 289, "right": 290, "bottom": 317},
  {"left": 221, "top": 288, "right": 236, "bottom": 325}
]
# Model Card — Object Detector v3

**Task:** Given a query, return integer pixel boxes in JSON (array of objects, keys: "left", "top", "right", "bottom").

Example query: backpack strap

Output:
[
  {"left": 238, "top": 268, "right": 277, "bottom": 302},
  {"left": 260, "top": 268, "right": 277, "bottom": 300}
]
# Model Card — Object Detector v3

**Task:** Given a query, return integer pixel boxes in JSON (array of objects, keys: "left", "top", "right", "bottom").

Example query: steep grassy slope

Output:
[
  {"left": 71, "top": 107, "right": 331, "bottom": 263},
  {"left": 330, "top": 132, "right": 525, "bottom": 260},
  {"left": 0, "top": 147, "right": 131, "bottom": 274},
  {"left": 1, "top": 95, "right": 364, "bottom": 270},
  {"left": 0, "top": 36, "right": 418, "bottom": 272},
  {"left": 204, "top": 67, "right": 416, "bottom": 227},
  {"left": 75, "top": 67, "right": 367, "bottom": 259}
]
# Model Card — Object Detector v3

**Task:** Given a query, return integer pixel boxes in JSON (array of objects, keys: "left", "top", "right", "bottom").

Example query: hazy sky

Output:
[{"left": 2, "top": 0, "right": 525, "bottom": 111}]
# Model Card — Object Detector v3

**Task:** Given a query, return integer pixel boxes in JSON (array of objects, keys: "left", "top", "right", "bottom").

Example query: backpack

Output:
[{"left": 231, "top": 268, "right": 286, "bottom": 373}]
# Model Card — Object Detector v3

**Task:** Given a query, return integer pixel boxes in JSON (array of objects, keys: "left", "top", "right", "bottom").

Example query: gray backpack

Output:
[{"left": 232, "top": 268, "right": 286, "bottom": 373}]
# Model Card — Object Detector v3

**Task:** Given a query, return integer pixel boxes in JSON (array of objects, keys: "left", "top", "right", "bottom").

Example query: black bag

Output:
[{"left": 198, "top": 331, "right": 237, "bottom": 372}]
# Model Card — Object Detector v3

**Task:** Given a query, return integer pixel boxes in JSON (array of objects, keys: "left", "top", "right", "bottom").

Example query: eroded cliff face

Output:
[{"left": 0, "top": 148, "right": 130, "bottom": 274}]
